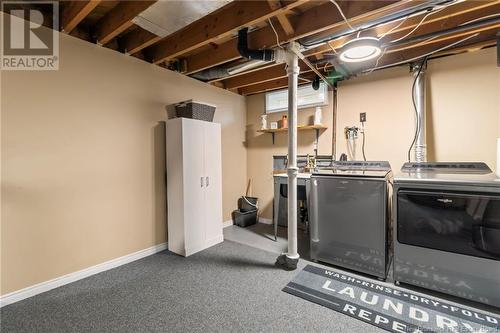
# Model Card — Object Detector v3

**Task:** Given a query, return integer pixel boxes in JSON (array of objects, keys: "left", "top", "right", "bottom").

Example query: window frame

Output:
[{"left": 265, "top": 82, "right": 329, "bottom": 114}]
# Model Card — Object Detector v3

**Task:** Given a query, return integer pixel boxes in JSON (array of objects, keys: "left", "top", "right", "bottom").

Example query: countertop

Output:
[{"left": 273, "top": 173, "right": 312, "bottom": 179}]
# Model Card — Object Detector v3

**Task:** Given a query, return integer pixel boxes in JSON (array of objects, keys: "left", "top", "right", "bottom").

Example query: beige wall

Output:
[
  {"left": 246, "top": 93, "right": 334, "bottom": 218},
  {"left": 1, "top": 31, "right": 247, "bottom": 294},
  {"left": 247, "top": 47, "right": 500, "bottom": 219},
  {"left": 337, "top": 47, "right": 499, "bottom": 169}
]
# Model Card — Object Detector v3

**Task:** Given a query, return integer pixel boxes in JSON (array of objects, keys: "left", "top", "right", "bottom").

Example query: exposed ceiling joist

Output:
[
  {"left": 120, "top": 27, "right": 161, "bottom": 55},
  {"left": 61, "top": 0, "right": 101, "bottom": 33},
  {"left": 183, "top": 0, "right": 403, "bottom": 74},
  {"left": 387, "top": 23, "right": 500, "bottom": 54},
  {"left": 276, "top": 14, "right": 295, "bottom": 35},
  {"left": 239, "top": 72, "right": 316, "bottom": 95},
  {"left": 240, "top": 34, "right": 496, "bottom": 94},
  {"left": 221, "top": 15, "right": 499, "bottom": 90},
  {"left": 433, "top": 39, "right": 496, "bottom": 57},
  {"left": 267, "top": 0, "right": 295, "bottom": 35},
  {"left": 219, "top": 1, "right": 499, "bottom": 89},
  {"left": 95, "top": 1, "right": 156, "bottom": 46},
  {"left": 223, "top": 61, "right": 310, "bottom": 90},
  {"left": 308, "top": 0, "right": 499, "bottom": 46},
  {"left": 6, "top": 0, "right": 498, "bottom": 95},
  {"left": 370, "top": 29, "right": 498, "bottom": 71},
  {"left": 340, "top": 1, "right": 498, "bottom": 51},
  {"left": 145, "top": 0, "right": 308, "bottom": 64},
  {"left": 302, "top": 1, "right": 500, "bottom": 58}
]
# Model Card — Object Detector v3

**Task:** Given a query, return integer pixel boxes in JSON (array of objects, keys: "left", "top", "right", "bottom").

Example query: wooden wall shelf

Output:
[
  {"left": 257, "top": 124, "right": 327, "bottom": 144},
  {"left": 257, "top": 124, "right": 327, "bottom": 133}
]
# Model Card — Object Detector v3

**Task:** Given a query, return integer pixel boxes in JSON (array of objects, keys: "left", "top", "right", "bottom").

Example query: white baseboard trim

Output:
[
  {"left": 0, "top": 242, "right": 167, "bottom": 308},
  {"left": 223, "top": 219, "right": 233, "bottom": 228},
  {"left": 259, "top": 218, "right": 273, "bottom": 225}
]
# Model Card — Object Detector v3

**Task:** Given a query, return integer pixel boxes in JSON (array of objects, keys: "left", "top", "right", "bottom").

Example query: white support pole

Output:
[
  {"left": 275, "top": 43, "right": 300, "bottom": 270},
  {"left": 286, "top": 45, "right": 300, "bottom": 261}
]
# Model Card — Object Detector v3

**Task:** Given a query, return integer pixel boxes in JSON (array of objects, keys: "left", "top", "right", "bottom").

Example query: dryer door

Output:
[{"left": 397, "top": 190, "right": 500, "bottom": 260}]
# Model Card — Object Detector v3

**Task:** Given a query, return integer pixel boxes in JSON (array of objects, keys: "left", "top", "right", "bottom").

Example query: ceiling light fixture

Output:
[{"left": 339, "top": 37, "right": 382, "bottom": 63}]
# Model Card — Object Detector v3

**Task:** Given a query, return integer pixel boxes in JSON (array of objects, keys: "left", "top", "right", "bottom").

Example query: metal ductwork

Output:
[
  {"left": 190, "top": 67, "right": 231, "bottom": 81},
  {"left": 190, "top": 28, "right": 278, "bottom": 82},
  {"left": 190, "top": 60, "right": 267, "bottom": 81},
  {"left": 237, "top": 28, "right": 275, "bottom": 61},
  {"left": 412, "top": 62, "right": 427, "bottom": 162}
]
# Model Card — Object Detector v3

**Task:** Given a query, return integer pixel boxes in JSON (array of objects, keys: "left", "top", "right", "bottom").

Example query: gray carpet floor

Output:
[
  {"left": 0, "top": 240, "right": 384, "bottom": 333},
  {"left": 223, "top": 223, "right": 311, "bottom": 259}
]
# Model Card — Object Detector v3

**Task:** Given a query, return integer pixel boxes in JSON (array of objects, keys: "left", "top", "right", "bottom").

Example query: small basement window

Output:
[{"left": 265, "top": 82, "right": 328, "bottom": 113}]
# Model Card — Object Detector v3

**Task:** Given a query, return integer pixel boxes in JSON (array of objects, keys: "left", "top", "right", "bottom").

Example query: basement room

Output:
[{"left": 1, "top": 0, "right": 499, "bottom": 332}]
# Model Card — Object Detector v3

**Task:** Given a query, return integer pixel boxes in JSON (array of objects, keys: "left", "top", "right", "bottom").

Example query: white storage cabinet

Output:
[{"left": 166, "top": 117, "right": 223, "bottom": 256}]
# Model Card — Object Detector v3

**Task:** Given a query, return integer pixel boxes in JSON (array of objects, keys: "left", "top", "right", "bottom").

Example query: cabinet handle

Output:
[
  {"left": 206, "top": 176, "right": 209, "bottom": 187},
  {"left": 200, "top": 177, "right": 204, "bottom": 187}
]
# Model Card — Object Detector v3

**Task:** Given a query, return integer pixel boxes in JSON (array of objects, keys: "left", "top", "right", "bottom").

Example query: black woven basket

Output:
[{"left": 175, "top": 100, "right": 216, "bottom": 122}]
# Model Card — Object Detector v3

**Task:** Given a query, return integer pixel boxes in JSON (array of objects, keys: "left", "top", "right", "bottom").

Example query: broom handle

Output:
[{"left": 245, "top": 179, "right": 252, "bottom": 197}]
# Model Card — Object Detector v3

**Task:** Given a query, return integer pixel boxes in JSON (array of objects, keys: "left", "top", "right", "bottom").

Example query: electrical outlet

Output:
[{"left": 360, "top": 112, "right": 366, "bottom": 123}]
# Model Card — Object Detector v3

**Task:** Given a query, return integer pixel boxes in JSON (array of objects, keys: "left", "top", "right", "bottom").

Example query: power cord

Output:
[
  {"left": 362, "top": 130, "right": 367, "bottom": 161},
  {"left": 360, "top": 122, "right": 367, "bottom": 161}
]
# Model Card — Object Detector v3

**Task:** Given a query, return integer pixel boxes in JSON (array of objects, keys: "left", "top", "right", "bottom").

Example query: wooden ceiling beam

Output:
[
  {"left": 95, "top": 1, "right": 156, "bottom": 46},
  {"left": 184, "top": 0, "right": 405, "bottom": 74},
  {"left": 240, "top": 31, "right": 495, "bottom": 96},
  {"left": 370, "top": 29, "right": 499, "bottom": 71},
  {"left": 302, "top": 1, "right": 500, "bottom": 58},
  {"left": 120, "top": 27, "right": 161, "bottom": 55},
  {"left": 267, "top": 0, "right": 295, "bottom": 35},
  {"left": 60, "top": 0, "right": 101, "bottom": 33},
  {"left": 145, "top": 0, "right": 308, "bottom": 65},
  {"left": 239, "top": 72, "right": 316, "bottom": 95},
  {"left": 386, "top": 23, "right": 500, "bottom": 54},
  {"left": 223, "top": 61, "right": 311, "bottom": 90},
  {"left": 432, "top": 39, "right": 496, "bottom": 57},
  {"left": 276, "top": 14, "right": 295, "bottom": 35},
  {"left": 225, "top": 21, "right": 498, "bottom": 91}
]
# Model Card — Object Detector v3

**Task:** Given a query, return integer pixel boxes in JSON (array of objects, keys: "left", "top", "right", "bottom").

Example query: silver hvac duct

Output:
[
  {"left": 190, "top": 60, "right": 266, "bottom": 81},
  {"left": 191, "top": 28, "right": 276, "bottom": 81},
  {"left": 412, "top": 62, "right": 427, "bottom": 162}
]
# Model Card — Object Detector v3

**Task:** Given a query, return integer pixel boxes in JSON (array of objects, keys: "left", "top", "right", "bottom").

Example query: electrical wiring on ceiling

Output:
[
  {"left": 366, "top": 48, "right": 387, "bottom": 74},
  {"left": 292, "top": 0, "right": 484, "bottom": 84},
  {"left": 362, "top": 32, "right": 479, "bottom": 73},
  {"left": 268, "top": 18, "right": 283, "bottom": 49},
  {"left": 327, "top": 41, "right": 339, "bottom": 55},
  {"left": 378, "top": 16, "right": 410, "bottom": 39},
  {"left": 323, "top": 0, "right": 454, "bottom": 72},
  {"left": 390, "top": 5, "right": 448, "bottom": 44},
  {"left": 300, "top": 0, "right": 460, "bottom": 48},
  {"left": 329, "top": 0, "right": 356, "bottom": 31}
]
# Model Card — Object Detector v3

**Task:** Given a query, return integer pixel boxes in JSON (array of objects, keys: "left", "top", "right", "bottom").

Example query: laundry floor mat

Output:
[{"left": 283, "top": 265, "right": 500, "bottom": 333}]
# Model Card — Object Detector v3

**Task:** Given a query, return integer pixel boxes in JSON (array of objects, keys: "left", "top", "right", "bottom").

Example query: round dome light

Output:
[{"left": 339, "top": 37, "right": 382, "bottom": 63}]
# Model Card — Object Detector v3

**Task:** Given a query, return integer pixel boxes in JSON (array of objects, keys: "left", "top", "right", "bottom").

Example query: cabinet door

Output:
[
  {"left": 203, "top": 122, "right": 223, "bottom": 242},
  {"left": 182, "top": 119, "right": 206, "bottom": 252}
]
